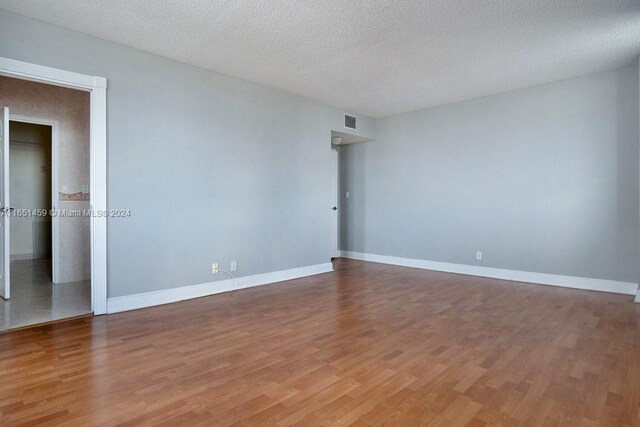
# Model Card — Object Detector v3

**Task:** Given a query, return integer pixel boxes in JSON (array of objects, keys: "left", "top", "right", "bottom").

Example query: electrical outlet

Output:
[
  {"left": 476, "top": 251, "right": 482, "bottom": 261},
  {"left": 230, "top": 261, "right": 237, "bottom": 272},
  {"left": 211, "top": 263, "right": 219, "bottom": 274}
]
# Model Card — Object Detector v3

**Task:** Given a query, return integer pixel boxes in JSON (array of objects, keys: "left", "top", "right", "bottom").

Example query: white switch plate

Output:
[
  {"left": 211, "top": 263, "right": 219, "bottom": 274},
  {"left": 345, "top": 191, "right": 350, "bottom": 199},
  {"left": 476, "top": 251, "right": 482, "bottom": 261},
  {"left": 230, "top": 261, "right": 237, "bottom": 272}
]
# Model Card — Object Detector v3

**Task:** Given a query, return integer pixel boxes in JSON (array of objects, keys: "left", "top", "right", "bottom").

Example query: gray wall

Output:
[
  {"left": 1, "top": 7, "right": 636, "bottom": 295},
  {"left": 0, "top": 9, "right": 375, "bottom": 298},
  {"left": 341, "top": 64, "right": 640, "bottom": 283}
]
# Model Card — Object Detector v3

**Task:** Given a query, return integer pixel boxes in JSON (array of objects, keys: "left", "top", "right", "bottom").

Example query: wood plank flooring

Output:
[{"left": 1, "top": 258, "right": 639, "bottom": 426}]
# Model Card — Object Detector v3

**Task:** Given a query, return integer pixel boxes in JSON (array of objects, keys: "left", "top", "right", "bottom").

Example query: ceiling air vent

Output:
[{"left": 344, "top": 114, "right": 357, "bottom": 130}]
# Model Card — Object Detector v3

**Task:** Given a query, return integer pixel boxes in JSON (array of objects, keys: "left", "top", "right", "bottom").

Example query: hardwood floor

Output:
[{"left": 1, "top": 259, "right": 639, "bottom": 426}]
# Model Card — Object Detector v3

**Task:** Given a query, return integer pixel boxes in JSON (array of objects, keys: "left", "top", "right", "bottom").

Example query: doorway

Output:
[
  {"left": 329, "top": 130, "right": 372, "bottom": 261},
  {"left": 0, "top": 56, "right": 107, "bottom": 316},
  {"left": 0, "top": 76, "right": 93, "bottom": 330},
  {"left": 9, "top": 119, "right": 57, "bottom": 277},
  {"left": 331, "top": 148, "right": 339, "bottom": 258}
]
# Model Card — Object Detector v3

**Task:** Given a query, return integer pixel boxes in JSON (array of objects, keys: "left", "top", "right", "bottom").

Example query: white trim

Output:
[
  {"left": 340, "top": 251, "right": 639, "bottom": 296},
  {"left": 0, "top": 57, "right": 99, "bottom": 90},
  {"left": 107, "top": 263, "right": 334, "bottom": 314},
  {"left": 0, "top": 57, "right": 108, "bottom": 315},
  {"left": 2, "top": 107, "right": 8, "bottom": 300},
  {"left": 9, "top": 115, "right": 60, "bottom": 283},
  {"left": 635, "top": 289, "right": 640, "bottom": 303},
  {"left": 89, "top": 79, "right": 108, "bottom": 315},
  {"left": 10, "top": 253, "right": 33, "bottom": 261}
]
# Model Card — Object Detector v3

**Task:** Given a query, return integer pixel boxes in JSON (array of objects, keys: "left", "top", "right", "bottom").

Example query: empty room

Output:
[{"left": 0, "top": 1, "right": 638, "bottom": 425}]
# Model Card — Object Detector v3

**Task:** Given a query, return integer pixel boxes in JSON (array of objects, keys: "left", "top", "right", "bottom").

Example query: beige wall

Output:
[{"left": 0, "top": 76, "right": 90, "bottom": 282}]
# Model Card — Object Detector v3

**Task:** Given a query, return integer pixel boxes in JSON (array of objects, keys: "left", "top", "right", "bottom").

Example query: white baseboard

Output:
[
  {"left": 340, "top": 251, "right": 638, "bottom": 296},
  {"left": 10, "top": 253, "right": 34, "bottom": 261},
  {"left": 107, "top": 262, "right": 334, "bottom": 314},
  {"left": 635, "top": 290, "right": 640, "bottom": 303}
]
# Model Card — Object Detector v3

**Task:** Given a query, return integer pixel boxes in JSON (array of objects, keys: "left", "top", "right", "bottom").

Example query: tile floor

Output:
[{"left": 0, "top": 259, "right": 91, "bottom": 331}]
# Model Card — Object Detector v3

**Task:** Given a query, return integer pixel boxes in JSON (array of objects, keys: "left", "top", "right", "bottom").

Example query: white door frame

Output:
[
  {"left": 9, "top": 115, "right": 60, "bottom": 283},
  {"left": 0, "top": 57, "right": 107, "bottom": 315}
]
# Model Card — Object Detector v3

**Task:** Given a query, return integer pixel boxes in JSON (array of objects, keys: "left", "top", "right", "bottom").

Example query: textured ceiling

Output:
[{"left": 1, "top": 0, "right": 639, "bottom": 117}]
